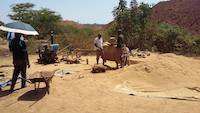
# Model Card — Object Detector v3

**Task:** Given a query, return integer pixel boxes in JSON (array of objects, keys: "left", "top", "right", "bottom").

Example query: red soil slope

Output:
[{"left": 152, "top": 0, "right": 200, "bottom": 34}]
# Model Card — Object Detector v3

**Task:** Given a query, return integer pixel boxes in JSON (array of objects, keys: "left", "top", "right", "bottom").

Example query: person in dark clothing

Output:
[
  {"left": 9, "top": 33, "right": 30, "bottom": 92},
  {"left": 117, "top": 29, "right": 125, "bottom": 48}
]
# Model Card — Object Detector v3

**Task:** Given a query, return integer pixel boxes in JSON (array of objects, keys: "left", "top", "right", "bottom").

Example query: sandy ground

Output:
[{"left": 0, "top": 45, "right": 200, "bottom": 113}]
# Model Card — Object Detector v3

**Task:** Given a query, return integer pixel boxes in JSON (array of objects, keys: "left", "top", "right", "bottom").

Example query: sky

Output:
[{"left": 0, "top": 0, "right": 164, "bottom": 24}]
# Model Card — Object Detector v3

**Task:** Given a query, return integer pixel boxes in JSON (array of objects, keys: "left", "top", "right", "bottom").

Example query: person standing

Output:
[
  {"left": 117, "top": 29, "right": 125, "bottom": 48},
  {"left": 9, "top": 33, "right": 30, "bottom": 92},
  {"left": 94, "top": 34, "right": 103, "bottom": 64}
]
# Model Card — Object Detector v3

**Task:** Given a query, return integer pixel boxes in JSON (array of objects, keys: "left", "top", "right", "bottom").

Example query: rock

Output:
[
  {"left": 64, "top": 58, "right": 80, "bottom": 64},
  {"left": 91, "top": 65, "right": 106, "bottom": 73},
  {"left": 146, "top": 52, "right": 151, "bottom": 56},
  {"left": 144, "top": 66, "right": 151, "bottom": 73},
  {"left": 137, "top": 53, "right": 146, "bottom": 58}
]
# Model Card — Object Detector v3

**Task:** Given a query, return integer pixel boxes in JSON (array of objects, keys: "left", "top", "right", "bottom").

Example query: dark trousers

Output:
[{"left": 10, "top": 60, "right": 27, "bottom": 90}]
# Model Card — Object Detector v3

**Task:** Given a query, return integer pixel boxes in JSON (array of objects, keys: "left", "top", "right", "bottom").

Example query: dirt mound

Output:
[
  {"left": 152, "top": 0, "right": 200, "bottom": 34},
  {"left": 116, "top": 53, "right": 200, "bottom": 88}
]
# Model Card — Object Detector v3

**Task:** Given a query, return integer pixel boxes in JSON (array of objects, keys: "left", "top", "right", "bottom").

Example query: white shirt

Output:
[
  {"left": 7, "top": 32, "right": 15, "bottom": 41},
  {"left": 94, "top": 37, "right": 103, "bottom": 50}
]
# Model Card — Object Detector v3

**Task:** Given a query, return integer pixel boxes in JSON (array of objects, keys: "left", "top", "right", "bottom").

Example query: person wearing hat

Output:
[
  {"left": 117, "top": 29, "right": 125, "bottom": 48},
  {"left": 94, "top": 33, "right": 103, "bottom": 64}
]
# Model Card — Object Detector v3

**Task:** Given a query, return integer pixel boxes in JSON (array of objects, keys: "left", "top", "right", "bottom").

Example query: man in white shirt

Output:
[{"left": 94, "top": 34, "right": 103, "bottom": 64}]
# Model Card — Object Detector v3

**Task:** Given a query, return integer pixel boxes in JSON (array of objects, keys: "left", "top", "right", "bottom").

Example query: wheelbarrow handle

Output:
[{"left": 18, "top": 77, "right": 32, "bottom": 84}]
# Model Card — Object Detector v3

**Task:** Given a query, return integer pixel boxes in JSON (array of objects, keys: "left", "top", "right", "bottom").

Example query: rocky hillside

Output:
[{"left": 152, "top": 0, "right": 200, "bottom": 34}]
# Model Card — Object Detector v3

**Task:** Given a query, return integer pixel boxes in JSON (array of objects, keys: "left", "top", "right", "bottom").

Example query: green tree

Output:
[
  {"left": 130, "top": 0, "right": 138, "bottom": 8},
  {"left": 8, "top": 3, "right": 62, "bottom": 38},
  {"left": 165, "top": 30, "right": 179, "bottom": 52},
  {"left": 8, "top": 3, "right": 35, "bottom": 23},
  {"left": 136, "top": 3, "right": 151, "bottom": 50},
  {"left": 113, "top": 0, "right": 127, "bottom": 18},
  {"left": 34, "top": 8, "right": 62, "bottom": 37},
  {"left": 130, "top": 0, "right": 139, "bottom": 32},
  {"left": 113, "top": 0, "right": 131, "bottom": 44},
  {"left": 112, "top": 0, "right": 151, "bottom": 49},
  {"left": 113, "top": 0, "right": 129, "bottom": 29},
  {"left": 128, "top": 0, "right": 140, "bottom": 48},
  {"left": 138, "top": 3, "right": 151, "bottom": 30}
]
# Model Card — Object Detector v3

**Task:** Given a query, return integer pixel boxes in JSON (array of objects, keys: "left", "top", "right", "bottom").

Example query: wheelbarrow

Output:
[{"left": 19, "top": 71, "right": 55, "bottom": 94}]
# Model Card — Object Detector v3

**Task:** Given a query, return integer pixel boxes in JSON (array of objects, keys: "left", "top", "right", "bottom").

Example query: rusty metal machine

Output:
[{"left": 37, "top": 44, "right": 59, "bottom": 64}]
